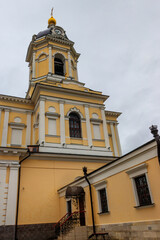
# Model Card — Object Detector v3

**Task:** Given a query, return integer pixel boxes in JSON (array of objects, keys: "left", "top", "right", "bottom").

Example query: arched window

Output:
[
  {"left": 69, "top": 112, "right": 81, "bottom": 138},
  {"left": 54, "top": 54, "right": 65, "bottom": 76}
]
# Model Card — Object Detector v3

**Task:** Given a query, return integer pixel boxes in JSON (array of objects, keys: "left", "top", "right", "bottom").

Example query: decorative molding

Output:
[
  {"left": 90, "top": 118, "right": 103, "bottom": 124},
  {"left": 105, "top": 110, "right": 122, "bottom": 118},
  {"left": 66, "top": 107, "right": 84, "bottom": 118},
  {"left": 9, "top": 122, "right": 26, "bottom": 129},
  {"left": 0, "top": 95, "right": 31, "bottom": 104},
  {"left": 45, "top": 112, "right": 60, "bottom": 119}
]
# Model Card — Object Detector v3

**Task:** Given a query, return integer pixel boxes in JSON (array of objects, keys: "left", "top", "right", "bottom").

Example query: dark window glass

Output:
[
  {"left": 54, "top": 58, "right": 64, "bottom": 76},
  {"left": 69, "top": 113, "right": 81, "bottom": 138},
  {"left": 135, "top": 174, "right": 152, "bottom": 206},
  {"left": 99, "top": 188, "right": 108, "bottom": 213}
]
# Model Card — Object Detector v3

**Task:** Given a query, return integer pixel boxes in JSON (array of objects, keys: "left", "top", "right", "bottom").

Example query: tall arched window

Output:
[
  {"left": 54, "top": 53, "right": 65, "bottom": 76},
  {"left": 69, "top": 112, "right": 81, "bottom": 138}
]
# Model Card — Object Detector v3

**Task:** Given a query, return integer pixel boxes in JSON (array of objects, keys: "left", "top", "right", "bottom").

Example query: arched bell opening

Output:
[{"left": 54, "top": 53, "right": 65, "bottom": 76}]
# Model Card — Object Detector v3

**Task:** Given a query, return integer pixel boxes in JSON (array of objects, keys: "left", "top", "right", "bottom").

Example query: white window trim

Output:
[
  {"left": 126, "top": 163, "right": 154, "bottom": 207},
  {"left": 94, "top": 181, "right": 109, "bottom": 214}
]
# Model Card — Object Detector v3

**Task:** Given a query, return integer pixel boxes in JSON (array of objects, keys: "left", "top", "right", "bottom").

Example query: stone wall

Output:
[
  {"left": 0, "top": 223, "right": 56, "bottom": 240},
  {"left": 87, "top": 220, "right": 160, "bottom": 240}
]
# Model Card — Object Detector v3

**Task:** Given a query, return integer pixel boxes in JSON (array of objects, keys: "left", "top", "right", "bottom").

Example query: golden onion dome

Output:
[{"left": 48, "top": 16, "right": 56, "bottom": 26}]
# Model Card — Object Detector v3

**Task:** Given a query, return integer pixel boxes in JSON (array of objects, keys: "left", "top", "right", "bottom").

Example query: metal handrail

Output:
[{"left": 60, "top": 210, "right": 85, "bottom": 227}]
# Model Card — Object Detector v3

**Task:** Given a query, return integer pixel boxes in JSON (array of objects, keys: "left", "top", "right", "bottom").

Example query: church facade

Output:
[
  {"left": 0, "top": 13, "right": 121, "bottom": 240},
  {"left": 0, "top": 12, "right": 160, "bottom": 240}
]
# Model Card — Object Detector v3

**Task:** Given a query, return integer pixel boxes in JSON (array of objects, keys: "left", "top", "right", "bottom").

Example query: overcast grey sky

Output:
[{"left": 0, "top": 0, "right": 159, "bottom": 154}]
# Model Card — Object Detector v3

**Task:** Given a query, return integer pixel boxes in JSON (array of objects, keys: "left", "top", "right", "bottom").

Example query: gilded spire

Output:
[{"left": 48, "top": 7, "right": 56, "bottom": 26}]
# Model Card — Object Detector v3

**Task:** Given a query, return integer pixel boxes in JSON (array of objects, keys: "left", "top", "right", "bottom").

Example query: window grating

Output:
[
  {"left": 135, "top": 174, "right": 152, "bottom": 206},
  {"left": 99, "top": 188, "right": 108, "bottom": 213},
  {"left": 69, "top": 113, "right": 81, "bottom": 138}
]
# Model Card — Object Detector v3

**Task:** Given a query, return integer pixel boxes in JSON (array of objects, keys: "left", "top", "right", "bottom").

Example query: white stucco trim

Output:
[
  {"left": 32, "top": 52, "right": 36, "bottom": 78},
  {"left": 101, "top": 108, "right": 110, "bottom": 150},
  {"left": 49, "top": 46, "right": 52, "bottom": 73},
  {"left": 58, "top": 141, "right": 157, "bottom": 197},
  {"left": 126, "top": 163, "right": 154, "bottom": 206},
  {"left": 26, "top": 112, "right": 31, "bottom": 146},
  {"left": 68, "top": 51, "right": 72, "bottom": 77},
  {"left": 110, "top": 123, "right": 118, "bottom": 156},
  {"left": 115, "top": 124, "right": 122, "bottom": 156},
  {"left": 0, "top": 109, "right": 2, "bottom": 127},
  {"left": 85, "top": 105, "right": 92, "bottom": 147},
  {"left": 66, "top": 107, "right": 84, "bottom": 118},
  {"left": 60, "top": 101, "right": 65, "bottom": 145},
  {"left": 0, "top": 164, "right": 7, "bottom": 225},
  {"left": 6, "top": 164, "right": 20, "bottom": 225},
  {"left": 1, "top": 109, "right": 10, "bottom": 147},
  {"left": 39, "top": 98, "right": 45, "bottom": 145},
  {"left": 94, "top": 181, "right": 109, "bottom": 213}
]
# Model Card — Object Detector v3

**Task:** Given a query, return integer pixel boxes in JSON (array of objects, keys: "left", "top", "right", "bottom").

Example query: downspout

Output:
[
  {"left": 149, "top": 125, "right": 160, "bottom": 164},
  {"left": 83, "top": 167, "right": 96, "bottom": 236},
  {"left": 15, "top": 149, "right": 31, "bottom": 240}
]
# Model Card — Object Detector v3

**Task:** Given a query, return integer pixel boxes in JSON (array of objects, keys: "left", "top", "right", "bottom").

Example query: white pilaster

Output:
[
  {"left": 101, "top": 108, "right": 110, "bottom": 149},
  {"left": 49, "top": 46, "right": 52, "bottom": 73},
  {"left": 60, "top": 101, "right": 65, "bottom": 145},
  {"left": 115, "top": 123, "right": 122, "bottom": 156},
  {"left": 1, "top": 109, "right": 10, "bottom": 147},
  {"left": 68, "top": 51, "right": 72, "bottom": 77},
  {"left": 110, "top": 123, "right": 118, "bottom": 156},
  {"left": 32, "top": 52, "right": 36, "bottom": 78},
  {"left": 75, "top": 61, "right": 79, "bottom": 81},
  {"left": 0, "top": 164, "right": 8, "bottom": 225},
  {"left": 26, "top": 111, "right": 31, "bottom": 146},
  {"left": 6, "top": 164, "right": 19, "bottom": 225},
  {"left": 0, "top": 108, "right": 2, "bottom": 127},
  {"left": 85, "top": 105, "right": 92, "bottom": 147},
  {"left": 39, "top": 98, "right": 45, "bottom": 145}
]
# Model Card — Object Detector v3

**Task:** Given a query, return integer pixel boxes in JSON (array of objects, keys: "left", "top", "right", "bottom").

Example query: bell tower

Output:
[{"left": 26, "top": 11, "right": 80, "bottom": 98}]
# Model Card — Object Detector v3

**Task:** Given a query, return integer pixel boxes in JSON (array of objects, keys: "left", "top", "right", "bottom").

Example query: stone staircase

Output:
[{"left": 57, "top": 226, "right": 88, "bottom": 240}]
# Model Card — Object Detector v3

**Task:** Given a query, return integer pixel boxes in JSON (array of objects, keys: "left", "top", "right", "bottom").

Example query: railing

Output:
[{"left": 53, "top": 210, "right": 85, "bottom": 238}]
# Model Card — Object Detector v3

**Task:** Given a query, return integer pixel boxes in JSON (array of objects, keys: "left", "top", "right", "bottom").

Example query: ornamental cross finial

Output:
[{"left": 51, "top": 7, "right": 53, "bottom": 17}]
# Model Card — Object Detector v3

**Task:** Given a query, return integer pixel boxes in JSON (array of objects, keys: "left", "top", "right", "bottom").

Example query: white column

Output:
[
  {"left": 26, "top": 111, "right": 31, "bottom": 146},
  {"left": 49, "top": 46, "right": 52, "bottom": 73},
  {"left": 32, "top": 52, "right": 36, "bottom": 78},
  {"left": 110, "top": 123, "right": 118, "bottom": 156},
  {"left": 6, "top": 164, "right": 20, "bottom": 225},
  {"left": 0, "top": 164, "right": 8, "bottom": 225},
  {"left": 39, "top": 98, "right": 45, "bottom": 145},
  {"left": 85, "top": 105, "right": 92, "bottom": 147},
  {"left": 68, "top": 51, "right": 72, "bottom": 78},
  {"left": 101, "top": 108, "right": 110, "bottom": 149},
  {"left": 115, "top": 123, "right": 122, "bottom": 156},
  {"left": 1, "top": 109, "right": 10, "bottom": 147},
  {"left": 75, "top": 61, "right": 79, "bottom": 81},
  {"left": 0, "top": 108, "right": 2, "bottom": 127},
  {"left": 60, "top": 101, "right": 65, "bottom": 145}
]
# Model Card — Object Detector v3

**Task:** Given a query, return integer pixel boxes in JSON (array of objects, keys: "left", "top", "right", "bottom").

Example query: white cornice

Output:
[
  {"left": 105, "top": 110, "right": 122, "bottom": 118},
  {"left": 57, "top": 140, "right": 157, "bottom": 197}
]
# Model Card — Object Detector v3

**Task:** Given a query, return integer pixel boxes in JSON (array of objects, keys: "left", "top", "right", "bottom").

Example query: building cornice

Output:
[
  {"left": 31, "top": 83, "right": 109, "bottom": 103},
  {"left": 0, "top": 94, "right": 32, "bottom": 104},
  {"left": 105, "top": 110, "right": 122, "bottom": 118}
]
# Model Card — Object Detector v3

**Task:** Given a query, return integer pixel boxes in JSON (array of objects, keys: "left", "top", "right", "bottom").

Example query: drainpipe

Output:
[
  {"left": 15, "top": 149, "right": 31, "bottom": 240},
  {"left": 83, "top": 167, "right": 96, "bottom": 236},
  {"left": 149, "top": 125, "right": 160, "bottom": 164}
]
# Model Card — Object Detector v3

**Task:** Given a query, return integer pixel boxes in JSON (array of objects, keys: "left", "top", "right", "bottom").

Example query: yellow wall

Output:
[
  {"left": 18, "top": 158, "right": 105, "bottom": 225},
  {"left": 82, "top": 157, "right": 160, "bottom": 226}
]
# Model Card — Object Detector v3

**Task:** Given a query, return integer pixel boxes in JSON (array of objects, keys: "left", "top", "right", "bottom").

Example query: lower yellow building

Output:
[{"left": 0, "top": 12, "right": 159, "bottom": 240}]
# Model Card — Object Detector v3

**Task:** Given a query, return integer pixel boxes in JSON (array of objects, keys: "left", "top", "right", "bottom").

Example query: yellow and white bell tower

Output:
[{"left": 26, "top": 11, "right": 80, "bottom": 99}]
